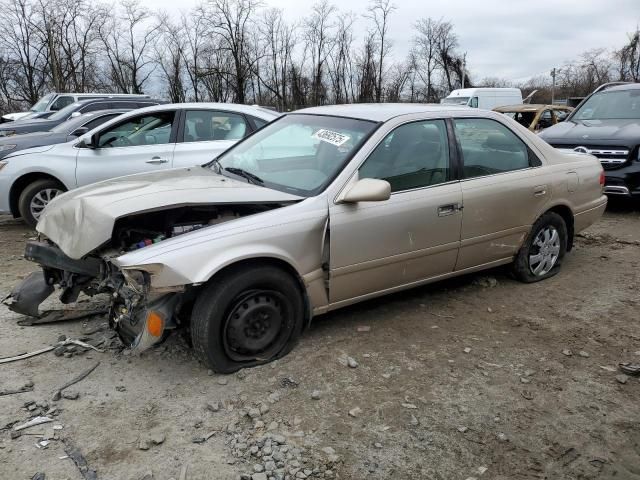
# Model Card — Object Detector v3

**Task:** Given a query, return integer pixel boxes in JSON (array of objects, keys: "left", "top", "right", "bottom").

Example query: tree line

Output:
[{"left": 0, "top": 0, "right": 638, "bottom": 114}]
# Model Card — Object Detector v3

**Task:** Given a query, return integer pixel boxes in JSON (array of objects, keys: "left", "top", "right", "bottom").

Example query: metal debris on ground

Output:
[
  {"left": 14, "top": 416, "right": 53, "bottom": 431},
  {"left": 52, "top": 361, "right": 100, "bottom": 401},
  {"left": 65, "top": 443, "right": 98, "bottom": 480},
  {"left": 17, "top": 307, "right": 108, "bottom": 326},
  {"left": 0, "top": 346, "right": 55, "bottom": 364},
  {"left": 619, "top": 363, "right": 640, "bottom": 376}
]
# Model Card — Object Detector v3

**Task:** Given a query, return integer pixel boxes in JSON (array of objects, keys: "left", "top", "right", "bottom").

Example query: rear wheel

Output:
[
  {"left": 512, "top": 212, "right": 568, "bottom": 283},
  {"left": 190, "top": 265, "right": 305, "bottom": 373},
  {"left": 18, "top": 179, "right": 66, "bottom": 228}
]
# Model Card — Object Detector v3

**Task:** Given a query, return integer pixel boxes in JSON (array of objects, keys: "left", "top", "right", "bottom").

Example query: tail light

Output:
[{"left": 599, "top": 171, "right": 605, "bottom": 192}]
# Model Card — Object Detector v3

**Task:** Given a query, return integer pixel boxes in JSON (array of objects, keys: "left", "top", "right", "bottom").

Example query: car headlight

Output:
[
  {"left": 0, "top": 144, "right": 16, "bottom": 152},
  {"left": 0, "top": 161, "right": 8, "bottom": 172},
  {"left": 0, "top": 130, "right": 16, "bottom": 137}
]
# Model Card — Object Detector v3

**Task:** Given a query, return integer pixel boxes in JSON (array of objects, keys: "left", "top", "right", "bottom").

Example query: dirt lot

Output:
[{"left": 1, "top": 202, "right": 639, "bottom": 480}]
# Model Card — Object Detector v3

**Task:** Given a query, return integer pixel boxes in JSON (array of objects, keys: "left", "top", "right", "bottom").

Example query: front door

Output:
[
  {"left": 452, "top": 117, "right": 552, "bottom": 270},
  {"left": 172, "top": 110, "right": 252, "bottom": 167},
  {"left": 75, "top": 111, "right": 178, "bottom": 187},
  {"left": 328, "top": 119, "right": 462, "bottom": 304}
]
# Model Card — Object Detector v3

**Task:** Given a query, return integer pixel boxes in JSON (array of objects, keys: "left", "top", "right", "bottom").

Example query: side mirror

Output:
[
  {"left": 70, "top": 126, "right": 89, "bottom": 137},
  {"left": 69, "top": 112, "right": 81, "bottom": 119},
  {"left": 76, "top": 132, "right": 99, "bottom": 149},
  {"left": 340, "top": 178, "right": 391, "bottom": 204}
]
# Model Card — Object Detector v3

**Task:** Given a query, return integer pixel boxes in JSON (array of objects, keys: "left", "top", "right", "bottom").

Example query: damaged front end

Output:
[{"left": 4, "top": 202, "right": 288, "bottom": 354}]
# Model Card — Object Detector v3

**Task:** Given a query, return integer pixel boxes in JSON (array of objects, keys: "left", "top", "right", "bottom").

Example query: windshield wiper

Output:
[{"left": 224, "top": 167, "right": 264, "bottom": 185}]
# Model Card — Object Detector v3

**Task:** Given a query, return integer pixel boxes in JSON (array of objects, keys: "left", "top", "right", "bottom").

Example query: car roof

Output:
[
  {"left": 121, "top": 102, "right": 280, "bottom": 120},
  {"left": 494, "top": 104, "right": 572, "bottom": 112},
  {"left": 600, "top": 82, "right": 640, "bottom": 92},
  {"left": 292, "top": 103, "right": 471, "bottom": 122}
]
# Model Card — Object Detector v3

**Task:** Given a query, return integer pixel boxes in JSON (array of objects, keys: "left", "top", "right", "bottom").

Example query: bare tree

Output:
[
  {"left": 304, "top": 0, "right": 336, "bottom": 106},
  {"left": 413, "top": 17, "right": 440, "bottom": 101},
  {"left": 364, "top": 0, "right": 395, "bottom": 102},
  {"left": 99, "top": 0, "right": 160, "bottom": 93},
  {"left": 202, "top": 0, "right": 262, "bottom": 103}
]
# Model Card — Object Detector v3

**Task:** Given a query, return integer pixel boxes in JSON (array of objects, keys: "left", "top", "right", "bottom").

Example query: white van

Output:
[{"left": 441, "top": 88, "right": 522, "bottom": 110}]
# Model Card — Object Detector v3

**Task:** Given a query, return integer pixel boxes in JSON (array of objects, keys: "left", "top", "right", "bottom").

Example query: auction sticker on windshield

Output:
[{"left": 312, "top": 129, "right": 350, "bottom": 147}]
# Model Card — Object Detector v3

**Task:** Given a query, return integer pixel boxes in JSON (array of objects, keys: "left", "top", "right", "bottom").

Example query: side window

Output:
[
  {"left": 359, "top": 119, "right": 450, "bottom": 192},
  {"left": 554, "top": 109, "right": 569, "bottom": 122},
  {"left": 80, "top": 102, "right": 112, "bottom": 113},
  {"left": 469, "top": 97, "right": 479, "bottom": 108},
  {"left": 97, "top": 112, "right": 175, "bottom": 148},
  {"left": 82, "top": 114, "right": 119, "bottom": 131},
  {"left": 454, "top": 118, "right": 531, "bottom": 179},
  {"left": 250, "top": 116, "right": 269, "bottom": 130},
  {"left": 50, "top": 95, "right": 74, "bottom": 111},
  {"left": 184, "top": 110, "right": 249, "bottom": 142},
  {"left": 537, "top": 110, "right": 553, "bottom": 129}
]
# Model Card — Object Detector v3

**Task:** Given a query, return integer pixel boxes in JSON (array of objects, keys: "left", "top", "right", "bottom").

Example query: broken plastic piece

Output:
[
  {"left": 2, "top": 271, "right": 54, "bottom": 317},
  {"left": 619, "top": 363, "right": 640, "bottom": 376}
]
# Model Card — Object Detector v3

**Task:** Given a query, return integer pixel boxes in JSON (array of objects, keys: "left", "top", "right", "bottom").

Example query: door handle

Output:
[
  {"left": 438, "top": 203, "right": 462, "bottom": 217},
  {"left": 533, "top": 185, "right": 547, "bottom": 197},
  {"left": 146, "top": 156, "right": 168, "bottom": 165}
]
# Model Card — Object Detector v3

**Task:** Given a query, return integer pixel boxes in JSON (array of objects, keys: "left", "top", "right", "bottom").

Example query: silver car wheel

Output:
[
  {"left": 30, "top": 188, "right": 63, "bottom": 220},
  {"left": 529, "top": 226, "right": 561, "bottom": 276}
]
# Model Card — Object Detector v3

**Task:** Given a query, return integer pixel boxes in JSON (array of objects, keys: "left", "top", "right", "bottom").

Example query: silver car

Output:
[{"left": 4, "top": 104, "right": 607, "bottom": 373}]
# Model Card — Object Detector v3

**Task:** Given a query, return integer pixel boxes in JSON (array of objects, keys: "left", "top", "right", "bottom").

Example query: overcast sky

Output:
[{"left": 147, "top": 0, "right": 639, "bottom": 83}]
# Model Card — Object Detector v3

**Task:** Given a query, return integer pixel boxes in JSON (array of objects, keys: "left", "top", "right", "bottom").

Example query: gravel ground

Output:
[{"left": 1, "top": 201, "right": 639, "bottom": 480}]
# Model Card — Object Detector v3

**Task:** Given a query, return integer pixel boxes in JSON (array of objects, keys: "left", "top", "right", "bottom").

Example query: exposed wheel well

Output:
[
  {"left": 546, "top": 205, "right": 575, "bottom": 251},
  {"left": 201, "top": 257, "right": 312, "bottom": 327},
  {"left": 9, "top": 173, "right": 66, "bottom": 218}
]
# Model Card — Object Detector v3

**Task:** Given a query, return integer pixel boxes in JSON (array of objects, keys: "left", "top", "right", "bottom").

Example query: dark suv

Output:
[
  {"left": 0, "top": 98, "right": 163, "bottom": 137},
  {"left": 539, "top": 82, "right": 640, "bottom": 198}
]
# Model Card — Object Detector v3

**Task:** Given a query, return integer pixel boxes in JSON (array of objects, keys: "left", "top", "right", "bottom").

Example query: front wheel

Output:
[
  {"left": 190, "top": 265, "right": 305, "bottom": 373},
  {"left": 512, "top": 212, "right": 568, "bottom": 283},
  {"left": 18, "top": 179, "right": 66, "bottom": 228}
]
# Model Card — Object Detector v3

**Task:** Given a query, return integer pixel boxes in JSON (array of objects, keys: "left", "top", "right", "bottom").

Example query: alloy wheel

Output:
[
  {"left": 30, "top": 188, "right": 63, "bottom": 220},
  {"left": 529, "top": 226, "right": 561, "bottom": 276}
]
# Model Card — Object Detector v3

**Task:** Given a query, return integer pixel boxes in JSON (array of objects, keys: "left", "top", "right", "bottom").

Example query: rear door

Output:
[
  {"left": 75, "top": 110, "right": 178, "bottom": 187},
  {"left": 172, "top": 109, "right": 252, "bottom": 167},
  {"left": 452, "top": 117, "right": 551, "bottom": 270}
]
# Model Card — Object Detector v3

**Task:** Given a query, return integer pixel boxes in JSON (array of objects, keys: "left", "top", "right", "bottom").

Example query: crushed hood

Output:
[{"left": 37, "top": 167, "right": 303, "bottom": 259}]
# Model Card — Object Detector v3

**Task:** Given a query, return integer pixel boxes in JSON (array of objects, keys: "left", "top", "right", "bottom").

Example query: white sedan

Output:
[{"left": 0, "top": 103, "right": 279, "bottom": 226}]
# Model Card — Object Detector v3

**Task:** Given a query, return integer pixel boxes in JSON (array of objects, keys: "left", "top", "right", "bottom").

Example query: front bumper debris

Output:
[
  {"left": 3, "top": 271, "right": 54, "bottom": 317},
  {"left": 4, "top": 240, "right": 182, "bottom": 355}
]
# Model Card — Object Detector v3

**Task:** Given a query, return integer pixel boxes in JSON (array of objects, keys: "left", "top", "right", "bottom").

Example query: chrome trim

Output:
[
  {"left": 555, "top": 147, "right": 629, "bottom": 157},
  {"left": 604, "top": 186, "right": 630, "bottom": 195}
]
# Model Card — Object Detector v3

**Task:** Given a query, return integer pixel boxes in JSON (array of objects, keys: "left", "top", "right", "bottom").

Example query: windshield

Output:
[
  {"left": 30, "top": 93, "right": 55, "bottom": 112},
  {"left": 49, "top": 102, "right": 82, "bottom": 121},
  {"left": 50, "top": 113, "right": 94, "bottom": 134},
  {"left": 574, "top": 89, "right": 640, "bottom": 120},
  {"left": 215, "top": 114, "right": 378, "bottom": 196},
  {"left": 441, "top": 97, "right": 469, "bottom": 105}
]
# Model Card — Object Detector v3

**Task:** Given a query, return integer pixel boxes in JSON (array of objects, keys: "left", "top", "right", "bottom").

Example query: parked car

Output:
[
  {"left": 3, "top": 104, "right": 607, "bottom": 372},
  {"left": 539, "top": 82, "right": 640, "bottom": 198},
  {"left": 0, "top": 98, "right": 163, "bottom": 137},
  {"left": 1, "top": 93, "right": 154, "bottom": 123},
  {"left": 0, "top": 109, "right": 131, "bottom": 160},
  {"left": 0, "top": 103, "right": 279, "bottom": 226},
  {"left": 441, "top": 88, "right": 523, "bottom": 110},
  {"left": 493, "top": 104, "right": 574, "bottom": 132}
]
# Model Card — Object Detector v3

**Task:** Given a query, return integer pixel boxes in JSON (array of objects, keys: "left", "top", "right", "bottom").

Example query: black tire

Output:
[
  {"left": 512, "top": 212, "right": 568, "bottom": 283},
  {"left": 191, "top": 265, "right": 305, "bottom": 373},
  {"left": 18, "top": 179, "right": 66, "bottom": 228}
]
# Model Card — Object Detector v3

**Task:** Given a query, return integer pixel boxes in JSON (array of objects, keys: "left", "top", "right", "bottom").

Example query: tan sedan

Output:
[
  {"left": 494, "top": 104, "right": 574, "bottom": 132},
  {"left": 5, "top": 104, "right": 607, "bottom": 372}
]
